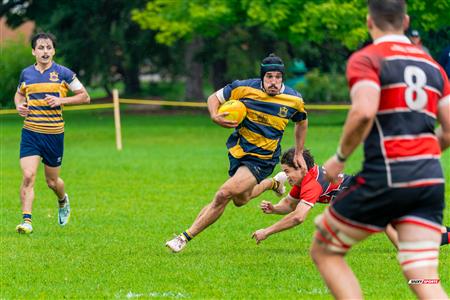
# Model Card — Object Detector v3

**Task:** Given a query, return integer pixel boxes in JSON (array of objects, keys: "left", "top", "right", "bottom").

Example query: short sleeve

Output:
[
  {"left": 438, "top": 67, "right": 450, "bottom": 108},
  {"left": 291, "top": 98, "right": 307, "bottom": 122},
  {"left": 346, "top": 51, "right": 381, "bottom": 95},
  {"left": 299, "top": 178, "right": 322, "bottom": 206},
  {"left": 288, "top": 185, "right": 301, "bottom": 200},
  {"left": 17, "top": 70, "right": 26, "bottom": 94},
  {"left": 60, "top": 66, "right": 83, "bottom": 91}
]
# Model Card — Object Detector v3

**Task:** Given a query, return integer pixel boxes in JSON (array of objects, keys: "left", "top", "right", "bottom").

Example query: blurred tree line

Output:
[{"left": 1, "top": 0, "right": 449, "bottom": 107}]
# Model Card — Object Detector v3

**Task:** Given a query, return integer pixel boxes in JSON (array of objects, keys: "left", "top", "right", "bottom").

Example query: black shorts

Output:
[
  {"left": 20, "top": 128, "right": 64, "bottom": 167},
  {"left": 228, "top": 154, "right": 277, "bottom": 183},
  {"left": 330, "top": 176, "right": 444, "bottom": 233}
]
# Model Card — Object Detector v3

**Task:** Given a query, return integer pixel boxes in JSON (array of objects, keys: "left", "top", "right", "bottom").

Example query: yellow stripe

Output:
[
  {"left": 24, "top": 124, "right": 64, "bottom": 134},
  {"left": 28, "top": 109, "right": 61, "bottom": 116},
  {"left": 307, "top": 104, "right": 350, "bottom": 110},
  {"left": 239, "top": 127, "right": 278, "bottom": 152},
  {"left": 28, "top": 99, "right": 49, "bottom": 106},
  {"left": 27, "top": 116, "right": 63, "bottom": 122},
  {"left": 229, "top": 144, "right": 274, "bottom": 160},
  {"left": 25, "top": 120, "right": 63, "bottom": 127},
  {"left": 230, "top": 86, "right": 305, "bottom": 111},
  {"left": 246, "top": 108, "right": 288, "bottom": 131},
  {"left": 25, "top": 83, "right": 64, "bottom": 94},
  {"left": 0, "top": 101, "right": 350, "bottom": 116},
  {"left": 64, "top": 103, "right": 114, "bottom": 110},
  {"left": 119, "top": 99, "right": 207, "bottom": 107}
]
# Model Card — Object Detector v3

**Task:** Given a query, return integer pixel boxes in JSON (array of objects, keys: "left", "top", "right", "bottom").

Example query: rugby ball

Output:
[{"left": 218, "top": 100, "right": 247, "bottom": 124}]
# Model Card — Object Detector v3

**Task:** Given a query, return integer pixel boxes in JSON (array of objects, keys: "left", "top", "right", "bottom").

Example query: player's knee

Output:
[
  {"left": 231, "top": 193, "right": 250, "bottom": 207},
  {"left": 22, "top": 170, "right": 36, "bottom": 187},
  {"left": 397, "top": 241, "right": 440, "bottom": 272},
  {"left": 213, "top": 189, "right": 232, "bottom": 207},
  {"left": 313, "top": 213, "right": 358, "bottom": 254},
  {"left": 46, "top": 178, "right": 58, "bottom": 190}
]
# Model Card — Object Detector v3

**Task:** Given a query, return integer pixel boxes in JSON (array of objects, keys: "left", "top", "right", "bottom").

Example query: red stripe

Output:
[
  {"left": 401, "top": 256, "right": 437, "bottom": 266},
  {"left": 399, "top": 248, "right": 438, "bottom": 253},
  {"left": 329, "top": 207, "right": 381, "bottom": 233},
  {"left": 314, "top": 231, "right": 347, "bottom": 250},
  {"left": 392, "top": 219, "right": 442, "bottom": 233},
  {"left": 384, "top": 136, "right": 440, "bottom": 158},
  {"left": 379, "top": 86, "right": 439, "bottom": 114},
  {"left": 322, "top": 217, "right": 350, "bottom": 249}
]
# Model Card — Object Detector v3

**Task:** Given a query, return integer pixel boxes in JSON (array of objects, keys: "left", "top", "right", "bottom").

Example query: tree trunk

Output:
[
  {"left": 123, "top": 63, "right": 141, "bottom": 96},
  {"left": 184, "top": 36, "right": 204, "bottom": 101},
  {"left": 211, "top": 58, "right": 227, "bottom": 91}
]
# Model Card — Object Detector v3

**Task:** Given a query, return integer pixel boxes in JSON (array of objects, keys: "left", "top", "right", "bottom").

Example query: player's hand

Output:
[
  {"left": 212, "top": 112, "right": 238, "bottom": 128},
  {"left": 260, "top": 200, "right": 275, "bottom": 214},
  {"left": 293, "top": 151, "right": 307, "bottom": 175},
  {"left": 323, "top": 155, "right": 345, "bottom": 183},
  {"left": 16, "top": 103, "right": 29, "bottom": 117},
  {"left": 252, "top": 229, "right": 268, "bottom": 244},
  {"left": 45, "top": 94, "right": 64, "bottom": 108}
]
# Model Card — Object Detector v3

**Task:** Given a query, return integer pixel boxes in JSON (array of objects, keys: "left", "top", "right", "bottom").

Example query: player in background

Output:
[
  {"left": 310, "top": 0, "right": 450, "bottom": 298},
  {"left": 14, "top": 32, "right": 90, "bottom": 234},
  {"left": 249, "top": 148, "right": 450, "bottom": 247},
  {"left": 166, "top": 54, "right": 308, "bottom": 253}
]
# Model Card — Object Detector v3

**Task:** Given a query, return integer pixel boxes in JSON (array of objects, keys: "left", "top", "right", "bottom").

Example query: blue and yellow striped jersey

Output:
[
  {"left": 217, "top": 78, "right": 307, "bottom": 161},
  {"left": 17, "top": 63, "right": 77, "bottom": 134}
]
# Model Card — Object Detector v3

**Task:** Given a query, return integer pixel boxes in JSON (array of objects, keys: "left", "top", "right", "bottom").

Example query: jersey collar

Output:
[{"left": 374, "top": 34, "right": 411, "bottom": 45}]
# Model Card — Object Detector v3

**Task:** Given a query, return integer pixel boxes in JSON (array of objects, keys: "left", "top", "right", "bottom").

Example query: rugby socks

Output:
[
  {"left": 182, "top": 230, "right": 194, "bottom": 242},
  {"left": 22, "top": 212, "right": 32, "bottom": 224},
  {"left": 58, "top": 195, "right": 67, "bottom": 208},
  {"left": 441, "top": 226, "right": 450, "bottom": 246}
]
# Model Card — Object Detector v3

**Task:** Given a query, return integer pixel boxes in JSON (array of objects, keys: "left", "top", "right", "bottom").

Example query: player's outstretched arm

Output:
[
  {"left": 260, "top": 198, "right": 295, "bottom": 215},
  {"left": 252, "top": 201, "right": 312, "bottom": 244}
]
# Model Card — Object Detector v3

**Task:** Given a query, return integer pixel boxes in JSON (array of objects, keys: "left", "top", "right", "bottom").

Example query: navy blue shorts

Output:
[
  {"left": 20, "top": 128, "right": 64, "bottom": 167},
  {"left": 228, "top": 154, "right": 277, "bottom": 183},
  {"left": 330, "top": 176, "right": 444, "bottom": 232}
]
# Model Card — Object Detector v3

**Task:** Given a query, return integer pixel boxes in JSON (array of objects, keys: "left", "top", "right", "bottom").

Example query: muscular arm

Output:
[
  {"left": 45, "top": 87, "right": 90, "bottom": 108},
  {"left": 207, "top": 93, "right": 237, "bottom": 128},
  {"left": 272, "top": 197, "right": 296, "bottom": 215},
  {"left": 253, "top": 201, "right": 312, "bottom": 244},
  {"left": 293, "top": 120, "right": 308, "bottom": 170},
  {"left": 436, "top": 100, "right": 450, "bottom": 151}
]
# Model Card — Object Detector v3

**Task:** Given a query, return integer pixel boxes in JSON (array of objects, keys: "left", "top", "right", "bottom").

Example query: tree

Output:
[{"left": 1, "top": 0, "right": 173, "bottom": 96}]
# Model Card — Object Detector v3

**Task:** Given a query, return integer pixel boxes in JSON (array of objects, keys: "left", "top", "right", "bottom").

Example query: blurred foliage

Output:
[
  {"left": 2, "top": 0, "right": 449, "bottom": 102},
  {"left": 1, "top": 0, "right": 177, "bottom": 97},
  {"left": 0, "top": 37, "right": 35, "bottom": 108},
  {"left": 297, "top": 69, "right": 349, "bottom": 103}
]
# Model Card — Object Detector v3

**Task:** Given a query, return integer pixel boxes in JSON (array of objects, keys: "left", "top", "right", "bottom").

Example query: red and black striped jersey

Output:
[
  {"left": 347, "top": 35, "right": 450, "bottom": 188},
  {"left": 287, "top": 165, "right": 352, "bottom": 207}
]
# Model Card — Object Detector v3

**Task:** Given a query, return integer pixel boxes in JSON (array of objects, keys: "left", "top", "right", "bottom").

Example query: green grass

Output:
[{"left": 0, "top": 110, "right": 449, "bottom": 299}]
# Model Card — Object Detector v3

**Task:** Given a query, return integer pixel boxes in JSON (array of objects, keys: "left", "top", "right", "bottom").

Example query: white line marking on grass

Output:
[
  {"left": 125, "top": 291, "right": 189, "bottom": 298},
  {"left": 296, "top": 287, "right": 329, "bottom": 295}
]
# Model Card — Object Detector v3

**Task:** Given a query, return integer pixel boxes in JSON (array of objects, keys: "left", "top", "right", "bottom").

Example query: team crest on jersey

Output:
[
  {"left": 49, "top": 71, "right": 59, "bottom": 82},
  {"left": 277, "top": 107, "right": 288, "bottom": 118}
]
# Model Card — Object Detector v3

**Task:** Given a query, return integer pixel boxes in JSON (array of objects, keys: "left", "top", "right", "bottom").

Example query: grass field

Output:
[{"left": 1, "top": 109, "right": 449, "bottom": 299}]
